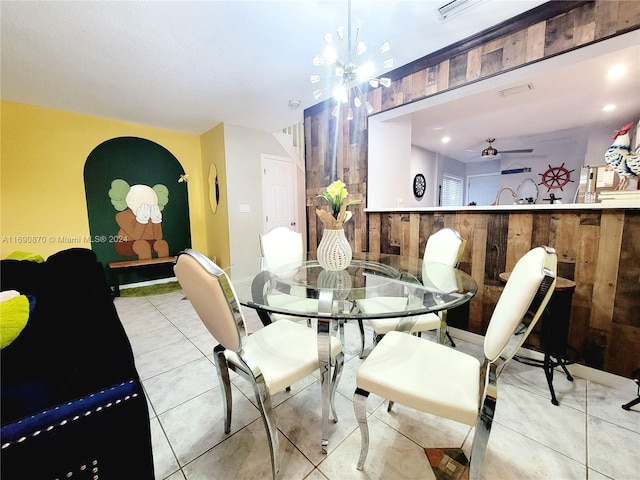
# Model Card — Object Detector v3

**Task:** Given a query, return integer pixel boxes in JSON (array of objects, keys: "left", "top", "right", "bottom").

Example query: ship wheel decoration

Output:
[{"left": 538, "top": 163, "right": 575, "bottom": 191}]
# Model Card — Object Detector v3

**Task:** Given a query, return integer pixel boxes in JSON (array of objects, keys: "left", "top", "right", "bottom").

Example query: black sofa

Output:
[{"left": 1, "top": 248, "right": 154, "bottom": 479}]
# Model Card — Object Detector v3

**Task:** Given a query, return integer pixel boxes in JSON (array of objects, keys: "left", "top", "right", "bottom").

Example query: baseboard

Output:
[
  {"left": 448, "top": 327, "right": 632, "bottom": 388},
  {"left": 119, "top": 276, "right": 178, "bottom": 290}
]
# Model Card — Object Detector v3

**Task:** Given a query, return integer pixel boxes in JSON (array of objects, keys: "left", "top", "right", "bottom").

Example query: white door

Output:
[
  {"left": 467, "top": 173, "right": 500, "bottom": 205},
  {"left": 261, "top": 154, "right": 298, "bottom": 232}
]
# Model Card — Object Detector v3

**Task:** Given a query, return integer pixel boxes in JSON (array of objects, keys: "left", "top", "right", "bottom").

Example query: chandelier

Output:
[{"left": 310, "top": 0, "right": 394, "bottom": 119}]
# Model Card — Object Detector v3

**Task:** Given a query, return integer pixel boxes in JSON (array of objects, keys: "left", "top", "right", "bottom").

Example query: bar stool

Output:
[{"left": 499, "top": 272, "right": 578, "bottom": 405}]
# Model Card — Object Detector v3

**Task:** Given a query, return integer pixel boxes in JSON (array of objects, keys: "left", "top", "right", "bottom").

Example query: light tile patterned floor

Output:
[{"left": 114, "top": 291, "right": 640, "bottom": 480}]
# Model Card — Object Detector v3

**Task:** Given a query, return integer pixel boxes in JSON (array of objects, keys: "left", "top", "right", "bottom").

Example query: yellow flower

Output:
[
  {"left": 317, "top": 180, "right": 362, "bottom": 228},
  {"left": 327, "top": 180, "right": 345, "bottom": 198}
]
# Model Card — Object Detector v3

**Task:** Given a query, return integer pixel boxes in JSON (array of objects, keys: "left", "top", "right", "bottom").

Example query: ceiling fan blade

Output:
[{"left": 499, "top": 148, "right": 534, "bottom": 154}]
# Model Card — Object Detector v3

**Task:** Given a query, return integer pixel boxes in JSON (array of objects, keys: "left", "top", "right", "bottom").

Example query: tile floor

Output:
[{"left": 114, "top": 290, "right": 640, "bottom": 480}]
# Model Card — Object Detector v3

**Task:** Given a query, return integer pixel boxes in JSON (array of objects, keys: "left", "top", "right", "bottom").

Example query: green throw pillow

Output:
[
  {"left": 1, "top": 292, "right": 30, "bottom": 348},
  {"left": 5, "top": 251, "right": 44, "bottom": 263}
]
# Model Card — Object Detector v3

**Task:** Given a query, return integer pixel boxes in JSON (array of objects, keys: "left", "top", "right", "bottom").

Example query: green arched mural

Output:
[{"left": 84, "top": 137, "right": 191, "bottom": 285}]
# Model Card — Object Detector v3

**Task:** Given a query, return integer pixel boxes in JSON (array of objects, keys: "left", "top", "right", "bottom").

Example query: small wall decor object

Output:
[
  {"left": 413, "top": 173, "right": 426, "bottom": 198},
  {"left": 538, "top": 163, "right": 574, "bottom": 191},
  {"left": 605, "top": 122, "right": 639, "bottom": 190},
  {"left": 109, "top": 179, "right": 170, "bottom": 260}
]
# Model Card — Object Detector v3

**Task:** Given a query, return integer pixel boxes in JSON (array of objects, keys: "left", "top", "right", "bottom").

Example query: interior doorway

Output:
[
  {"left": 467, "top": 172, "right": 500, "bottom": 205},
  {"left": 261, "top": 154, "right": 298, "bottom": 233}
]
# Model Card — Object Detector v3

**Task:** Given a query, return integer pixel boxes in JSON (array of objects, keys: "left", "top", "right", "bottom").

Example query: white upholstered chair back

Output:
[
  {"left": 260, "top": 227, "right": 304, "bottom": 274},
  {"left": 423, "top": 227, "right": 465, "bottom": 267},
  {"left": 484, "top": 246, "right": 557, "bottom": 362},
  {"left": 174, "top": 249, "right": 243, "bottom": 352}
]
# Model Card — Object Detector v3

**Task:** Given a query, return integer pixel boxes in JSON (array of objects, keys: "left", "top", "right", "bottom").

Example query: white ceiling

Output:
[
  {"left": 388, "top": 31, "right": 640, "bottom": 162},
  {"left": 1, "top": 0, "right": 552, "bottom": 135}
]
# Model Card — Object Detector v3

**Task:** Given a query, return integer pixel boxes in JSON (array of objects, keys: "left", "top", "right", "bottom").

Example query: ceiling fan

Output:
[{"left": 476, "top": 138, "right": 534, "bottom": 158}]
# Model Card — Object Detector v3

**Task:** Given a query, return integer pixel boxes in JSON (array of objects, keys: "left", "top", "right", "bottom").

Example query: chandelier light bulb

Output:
[
  {"left": 369, "top": 78, "right": 379, "bottom": 88},
  {"left": 313, "top": 89, "right": 324, "bottom": 99},
  {"left": 310, "top": 74, "right": 321, "bottom": 84},
  {"left": 353, "top": 96, "right": 362, "bottom": 107},
  {"left": 379, "top": 41, "right": 391, "bottom": 54},
  {"left": 379, "top": 78, "right": 391, "bottom": 87},
  {"left": 382, "top": 58, "right": 394, "bottom": 69},
  {"left": 323, "top": 46, "right": 338, "bottom": 64},
  {"left": 331, "top": 105, "right": 340, "bottom": 117},
  {"left": 324, "top": 32, "right": 334, "bottom": 44},
  {"left": 365, "top": 101, "right": 374, "bottom": 114},
  {"left": 313, "top": 55, "right": 324, "bottom": 66},
  {"left": 333, "top": 84, "right": 348, "bottom": 103},
  {"left": 357, "top": 41, "right": 367, "bottom": 56},
  {"left": 347, "top": 107, "right": 354, "bottom": 120},
  {"left": 336, "top": 26, "right": 345, "bottom": 40},
  {"left": 357, "top": 61, "right": 374, "bottom": 82}
]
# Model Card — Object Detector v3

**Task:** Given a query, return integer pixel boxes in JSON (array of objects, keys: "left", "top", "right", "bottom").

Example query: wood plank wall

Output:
[{"left": 304, "top": 1, "right": 640, "bottom": 377}]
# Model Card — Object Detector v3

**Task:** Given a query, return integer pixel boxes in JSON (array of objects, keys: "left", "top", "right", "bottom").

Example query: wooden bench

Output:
[{"left": 109, "top": 256, "right": 177, "bottom": 297}]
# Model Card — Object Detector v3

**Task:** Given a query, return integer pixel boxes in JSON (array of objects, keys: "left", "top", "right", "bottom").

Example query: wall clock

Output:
[{"left": 413, "top": 173, "right": 426, "bottom": 198}]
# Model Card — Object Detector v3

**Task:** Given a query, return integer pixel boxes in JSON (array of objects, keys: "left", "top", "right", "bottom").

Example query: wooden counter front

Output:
[{"left": 343, "top": 208, "right": 640, "bottom": 378}]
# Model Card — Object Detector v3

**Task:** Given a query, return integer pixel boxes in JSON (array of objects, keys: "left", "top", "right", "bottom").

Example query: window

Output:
[{"left": 441, "top": 174, "right": 463, "bottom": 206}]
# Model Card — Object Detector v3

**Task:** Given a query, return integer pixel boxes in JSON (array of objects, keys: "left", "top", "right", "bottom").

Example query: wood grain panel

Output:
[
  {"left": 485, "top": 212, "right": 509, "bottom": 284},
  {"left": 506, "top": 212, "right": 533, "bottom": 272},
  {"left": 614, "top": 210, "right": 640, "bottom": 327},
  {"left": 549, "top": 211, "right": 580, "bottom": 263},
  {"left": 469, "top": 227, "right": 488, "bottom": 331},
  {"left": 448, "top": 53, "right": 468, "bottom": 88},
  {"left": 526, "top": 22, "right": 547, "bottom": 62},
  {"left": 608, "top": 323, "right": 640, "bottom": 377},
  {"left": 408, "top": 213, "right": 420, "bottom": 258},
  {"left": 618, "top": 0, "right": 640, "bottom": 30},
  {"left": 544, "top": 11, "right": 578, "bottom": 56},
  {"left": 480, "top": 48, "right": 503, "bottom": 78},
  {"left": 503, "top": 30, "right": 529, "bottom": 69},
  {"left": 466, "top": 47, "right": 482, "bottom": 82},
  {"left": 592, "top": 210, "right": 624, "bottom": 330}
]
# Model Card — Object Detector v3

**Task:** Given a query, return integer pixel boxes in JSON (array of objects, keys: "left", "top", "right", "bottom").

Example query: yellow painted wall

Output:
[
  {"left": 0, "top": 100, "right": 216, "bottom": 259},
  {"left": 200, "top": 124, "right": 230, "bottom": 267}
]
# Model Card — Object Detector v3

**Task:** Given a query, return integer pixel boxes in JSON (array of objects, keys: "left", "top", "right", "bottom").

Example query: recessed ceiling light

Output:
[
  {"left": 441, "top": 136, "right": 451, "bottom": 143},
  {"left": 602, "top": 104, "right": 616, "bottom": 112},
  {"left": 607, "top": 65, "right": 627, "bottom": 79}
]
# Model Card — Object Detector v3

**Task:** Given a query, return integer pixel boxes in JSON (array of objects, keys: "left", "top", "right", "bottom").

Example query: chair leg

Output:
[
  {"left": 330, "top": 352, "right": 345, "bottom": 422},
  {"left": 358, "top": 319, "right": 365, "bottom": 359},
  {"left": 469, "top": 371, "right": 497, "bottom": 480},
  {"left": 353, "top": 388, "right": 370, "bottom": 470},
  {"left": 213, "top": 346, "right": 233, "bottom": 433},
  {"left": 250, "top": 377, "right": 280, "bottom": 480}
]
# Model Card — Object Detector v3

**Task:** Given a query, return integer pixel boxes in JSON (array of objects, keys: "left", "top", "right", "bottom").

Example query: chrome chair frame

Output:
[
  {"left": 353, "top": 246, "right": 557, "bottom": 479},
  {"left": 175, "top": 249, "right": 344, "bottom": 480}
]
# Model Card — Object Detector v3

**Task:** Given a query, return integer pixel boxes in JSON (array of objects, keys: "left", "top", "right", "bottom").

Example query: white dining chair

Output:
[
  {"left": 356, "top": 227, "right": 466, "bottom": 357},
  {"left": 353, "top": 246, "right": 557, "bottom": 479},
  {"left": 259, "top": 226, "right": 317, "bottom": 326},
  {"left": 174, "top": 249, "right": 344, "bottom": 480}
]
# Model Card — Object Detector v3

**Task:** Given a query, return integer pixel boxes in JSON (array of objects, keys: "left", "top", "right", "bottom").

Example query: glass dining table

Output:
[{"left": 224, "top": 252, "right": 478, "bottom": 453}]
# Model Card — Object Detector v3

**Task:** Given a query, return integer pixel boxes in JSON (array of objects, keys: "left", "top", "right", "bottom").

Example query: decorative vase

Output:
[{"left": 317, "top": 228, "right": 352, "bottom": 271}]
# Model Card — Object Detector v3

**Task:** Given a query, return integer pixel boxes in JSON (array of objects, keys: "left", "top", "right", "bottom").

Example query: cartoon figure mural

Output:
[{"left": 109, "top": 179, "right": 170, "bottom": 260}]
